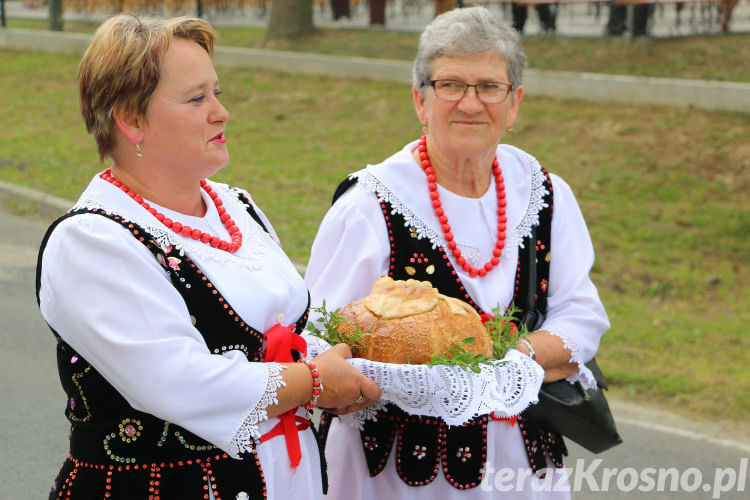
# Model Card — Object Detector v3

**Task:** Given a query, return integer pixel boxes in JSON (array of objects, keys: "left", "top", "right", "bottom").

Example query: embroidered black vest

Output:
[
  {"left": 323, "top": 166, "right": 566, "bottom": 489},
  {"left": 36, "top": 194, "right": 310, "bottom": 500}
]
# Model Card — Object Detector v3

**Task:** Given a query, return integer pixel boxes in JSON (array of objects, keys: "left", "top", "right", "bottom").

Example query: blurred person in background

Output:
[
  {"left": 331, "top": 0, "right": 351, "bottom": 20},
  {"left": 606, "top": 0, "right": 654, "bottom": 37},
  {"left": 720, "top": 0, "right": 740, "bottom": 32},
  {"left": 36, "top": 13, "right": 379, "bottom": 499},
  {"left": 512, "top": 1, "right": 557, "bottom": 34}
]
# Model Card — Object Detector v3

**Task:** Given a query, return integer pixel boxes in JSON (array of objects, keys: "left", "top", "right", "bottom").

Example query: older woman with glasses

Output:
[{"left": 305, "top": 6, "right": 609, "bottom": 499}]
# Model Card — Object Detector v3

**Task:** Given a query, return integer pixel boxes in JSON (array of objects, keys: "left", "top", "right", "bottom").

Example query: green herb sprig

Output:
[
  {"left": 485, "top": 304, "right": 530, "bottom": 359},
  {"left": 426, "top": 337, "right": 495, "bottom": 373},
  {"left": 307, "top": 301, "right": 528, "bottom": 373},
  {"left": 426, "top": 304, "right": 529, "bottom": 372},
  {"left": 306, "top": 301, "right": 371, "bottom": 352}
]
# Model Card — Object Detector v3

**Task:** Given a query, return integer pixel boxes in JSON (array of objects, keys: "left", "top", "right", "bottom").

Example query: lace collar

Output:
[
  {"left": 355, "top": 140, "right": 549, "bottom": 251},
  {"left": 72, "top": 175, "right": 277, "bottom": 273}
]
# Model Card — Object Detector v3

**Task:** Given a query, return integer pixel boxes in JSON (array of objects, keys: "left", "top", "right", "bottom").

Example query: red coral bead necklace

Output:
[
  {"left": 100, "top": 168, "right": 243, "bottom": 253},
  {"left": 417, "top": 135, "right": 507, "bottom": 278}
]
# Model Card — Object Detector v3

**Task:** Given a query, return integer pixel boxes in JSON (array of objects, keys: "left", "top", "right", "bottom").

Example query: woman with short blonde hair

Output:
[
  {"left": 39, "top": 13, "right": 380, "bottom": 499},
  {"left": 79, "top": 15, "right": 216, "bottom": 161}
]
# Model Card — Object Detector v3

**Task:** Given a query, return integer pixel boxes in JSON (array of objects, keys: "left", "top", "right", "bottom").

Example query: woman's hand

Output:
[
  {"left": 312, "top": 343, "right": 382, "bottom": 414},
  {"left": 540, "top": 361, "right": 579, "bottom": 383},
  {"left": 516, "top": 330, "right": 579, "bottom": 383}
]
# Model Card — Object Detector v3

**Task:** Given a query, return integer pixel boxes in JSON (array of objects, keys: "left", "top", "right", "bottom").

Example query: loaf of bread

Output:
[{"left": 335, "top": 276, "right": 492, "bottom": 364}]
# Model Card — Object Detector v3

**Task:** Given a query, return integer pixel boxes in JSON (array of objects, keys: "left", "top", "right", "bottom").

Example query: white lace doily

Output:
[{"left": 303, "top": 334, "right": 543, "bottom": 428}]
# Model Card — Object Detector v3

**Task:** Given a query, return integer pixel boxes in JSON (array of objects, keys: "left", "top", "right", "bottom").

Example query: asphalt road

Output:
[
  {"left": 0, "top": 208, "right": 69, "bottom": 499},
  {"left": 1, "top": 206, "right": 747, "bottom": 499}
]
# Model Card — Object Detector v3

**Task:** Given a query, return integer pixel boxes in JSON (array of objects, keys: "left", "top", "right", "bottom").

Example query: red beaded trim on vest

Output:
[
  {"left": 442, "top": 415, "right": 489, "bottom": 489},
  {"left": 87, "top": 208, "right": 265, "bottom": 347},
  {"left": 377, "top": 199, "right": 485, "bottom": 313}
]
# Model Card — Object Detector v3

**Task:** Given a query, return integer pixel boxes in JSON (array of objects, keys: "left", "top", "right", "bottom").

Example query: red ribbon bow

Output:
[{"left": 259, "top": 324, "right": 311, "bottom": 469}]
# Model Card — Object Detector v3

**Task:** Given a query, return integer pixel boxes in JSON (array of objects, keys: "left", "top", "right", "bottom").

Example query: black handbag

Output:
[
  {"left": 523, "top": 358, "right": 623, "bottom": 453},
  {"left": 519, "top": 224, "right": 622, "bottom": 454}
]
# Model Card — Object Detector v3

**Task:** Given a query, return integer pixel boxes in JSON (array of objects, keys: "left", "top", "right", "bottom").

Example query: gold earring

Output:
[
  {"left": 422, "top": 123, "right": 428, "bottom": 135},
  {"left": 136, "top": 144, "right": 142, "bottom": 159},
  {"left": 506, "top": 126, "right": 515, "bottom": 136}
]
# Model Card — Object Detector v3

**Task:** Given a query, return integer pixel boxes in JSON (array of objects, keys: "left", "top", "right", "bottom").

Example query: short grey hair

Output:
[{"left": 412, "top": 7, "right": 527, "bottom": 95}]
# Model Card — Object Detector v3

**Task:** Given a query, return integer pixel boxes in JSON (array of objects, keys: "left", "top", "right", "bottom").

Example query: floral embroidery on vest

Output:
[{"left": 329, "top": 165, "right": 565, "bottom": 487}]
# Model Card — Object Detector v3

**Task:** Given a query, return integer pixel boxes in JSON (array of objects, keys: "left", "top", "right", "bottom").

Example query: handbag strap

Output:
[
  {"left": 515, "top": 173, "right": 608, "bottom": 389},
  {"left": 517, "top": 167, "right": 553, "bottom": 331},
  {"left": 519, "top": 224, "right": 541, "bottom": 330}
]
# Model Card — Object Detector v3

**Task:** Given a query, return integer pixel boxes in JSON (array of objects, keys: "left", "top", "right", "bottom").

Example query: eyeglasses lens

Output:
[{"left": 433, "top": 80, "right": 509, "bottom": 104}]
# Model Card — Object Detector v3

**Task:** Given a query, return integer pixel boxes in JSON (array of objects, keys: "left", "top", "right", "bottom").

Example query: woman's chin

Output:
[
  {"left": 444, "top": 135, "right": 498, "bottom": 155},
  {"left": 203, "top": 155, "right": 230, "bottom": 178}
]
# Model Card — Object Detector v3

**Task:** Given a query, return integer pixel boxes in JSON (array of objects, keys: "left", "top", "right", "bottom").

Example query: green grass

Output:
[
  {"left": 4, "top": 18, "right": 101, "bottom": 34},
  {"left": 6, "top": 18, "right": 750, "bottom": 82},
  {"left": 2, "top": 47, "right": 749, "bottom": 428}
]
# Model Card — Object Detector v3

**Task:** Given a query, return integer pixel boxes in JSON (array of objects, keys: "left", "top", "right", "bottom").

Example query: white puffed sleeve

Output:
[
  {"left": 38, "top": 214, "right": 285, "bottom": 458},
  {"left": 305, "top": 182, "right": 390, "bottom": 311},
  {"left": 542, "top": 174, "right": 610, "bottom": 387}
]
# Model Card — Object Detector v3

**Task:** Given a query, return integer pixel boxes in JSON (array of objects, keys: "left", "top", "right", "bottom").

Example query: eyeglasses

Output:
[{"left": 426, "top": 79, "right": 514, "bottom": 104}]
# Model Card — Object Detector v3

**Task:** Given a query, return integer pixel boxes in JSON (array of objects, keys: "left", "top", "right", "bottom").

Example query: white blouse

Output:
[
  {"left": 305, "top": 140, "right": 610, "bottom": 499},
  {"left": 306, "top": 141, "right": 609, "bottom": 381},
  {"left": 38, "top": 174, "right": 321, "bottom": 499}
]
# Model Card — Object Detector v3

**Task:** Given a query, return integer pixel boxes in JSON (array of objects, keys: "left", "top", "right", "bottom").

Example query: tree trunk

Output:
[
  {"left": 49, "top": 0, "right": 63, "bottom": 31},
  {"left": 267, "top": 0, "right": 313, "bottom": 40},
  {"left": 433, "top": 0, "right": 454, "bottom": 17}
]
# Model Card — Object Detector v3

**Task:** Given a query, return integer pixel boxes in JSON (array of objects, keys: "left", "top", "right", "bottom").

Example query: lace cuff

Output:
[
  {"left": 547, "top": 327, "right": 598, "bottom": 390},
  {"left": 220, "top": 363, "right": 286, "bottom": 459},
  {"left": 338, "top": 349, "right": 544, "bottom": 429}
]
